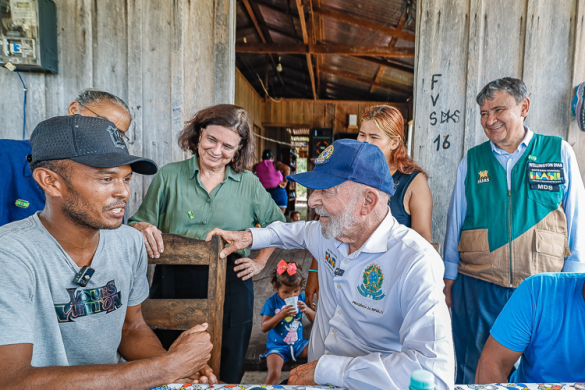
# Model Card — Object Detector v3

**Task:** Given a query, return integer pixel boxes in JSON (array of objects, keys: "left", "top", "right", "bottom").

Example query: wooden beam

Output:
[
  {"left": 313, "top": 5, "right": 415, "bottom": 42},
  {"left": 236, "top": 43, "right": 415, "bottom": 57},
  {"left": 295, "top": 0, "right": 317, "bottom": 100},
  {"left": 371, "top": 7, "right": 409, "bottom": 93},
  {"left": 324, "top": 82, "right": 370, "bottom": 100},
  {"left": 239, "top": 0, "right": 285, "bottom": 87},
  {"left": 242, "top": 0, "right": 266, "bottom": 43},
  {"left": 351, "top": 56, "right": 414, "bottom": 74},
  {"left": 321, "top": 67, "right": 411, "bottom": 95},
  {"left": 252, "top": 0, "right": 415, "bottom": 43}
]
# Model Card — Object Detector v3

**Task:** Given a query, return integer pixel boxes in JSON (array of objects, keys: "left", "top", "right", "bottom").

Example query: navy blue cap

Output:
[{"left": 287, "top": 138, "right": 395, "bottom": 195}]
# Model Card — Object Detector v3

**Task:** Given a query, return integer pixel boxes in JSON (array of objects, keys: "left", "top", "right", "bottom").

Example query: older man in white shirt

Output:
[{"left": 207, "top": 139, "right": 454, "bottom": 390}]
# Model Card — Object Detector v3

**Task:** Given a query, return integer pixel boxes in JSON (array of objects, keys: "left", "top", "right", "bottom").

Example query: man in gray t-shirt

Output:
[
  {"left": 0, "top": 215, "right": 149, "bottom": 366},
  {"left": 0, "top": 116, "right": 215, "bottom": 390}
]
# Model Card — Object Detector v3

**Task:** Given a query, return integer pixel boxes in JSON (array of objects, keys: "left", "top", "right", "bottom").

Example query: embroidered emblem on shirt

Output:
[
  {"left": 187, "top": 210, "right": 195, "bottom": 219},
  {"left": 324, "top": 249, "right": 337, "bottom": 270},
  {"left": 528, "top": 155, "right": 537, "bottom": 161},
  {"left": 15, "top": 199, "right": 29, "bottom": 208},
  {"left": 528, "top": 162, "right": 565, "bottom": 192},
  {"left": 54, "top": 280, "right": 122, "bottom": 323},
  {"left": 315, "top": 145, "right": 334, "bottom": 165},
  {"left": 357, "top": 264, "right": 386, "bottom": 300},
  {"left": 477, "top": 170, "right": 490, "bottom": 184}
]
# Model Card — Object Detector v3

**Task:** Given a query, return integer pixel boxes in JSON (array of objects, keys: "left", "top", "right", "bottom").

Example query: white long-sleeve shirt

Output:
[{"left": 250, "top": 210, "right": 454, "bottom": 390}]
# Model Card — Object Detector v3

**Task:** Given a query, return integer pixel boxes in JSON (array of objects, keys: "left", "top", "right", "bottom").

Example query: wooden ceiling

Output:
[{"left": 236, "top": 0, "right": 416, "bottom": 102}]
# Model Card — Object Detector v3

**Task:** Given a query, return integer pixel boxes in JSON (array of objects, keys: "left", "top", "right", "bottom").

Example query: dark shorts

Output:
[
  {"left": 260, "top": 339, "right": 309, "bottom": 363},
  {"left": 266, "top": 187, "right": 288, "bottom": 208}
]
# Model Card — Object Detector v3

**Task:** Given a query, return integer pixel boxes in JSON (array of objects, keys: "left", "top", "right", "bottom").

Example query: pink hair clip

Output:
[{"left": 276, "top": 259, "right": 297, "bottom": 276}]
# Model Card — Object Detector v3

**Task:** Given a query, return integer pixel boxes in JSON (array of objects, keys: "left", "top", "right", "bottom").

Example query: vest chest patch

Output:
[
  {"left": 528, "top": 162, "right": 564, "bottom": 191},
  {"left": 477, "top": 170, "right": 490, "bottom": 184}
]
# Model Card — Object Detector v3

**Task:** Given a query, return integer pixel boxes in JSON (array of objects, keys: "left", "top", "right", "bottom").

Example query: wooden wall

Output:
[
  {"left": 235, "top": 68, "right": 265, "bottom": 163},
  {"left": 262, "top": 99, "right": 410, "bottom": 134},
  {"left": 413, "top": 0, "right": 585, "bottom": 249},
  {"left": 0, "top": 0, "right": 236, "bottom": 216}
]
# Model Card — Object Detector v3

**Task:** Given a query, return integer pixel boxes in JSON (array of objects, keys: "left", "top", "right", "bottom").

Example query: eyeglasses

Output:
[{"left": 78, "top": 102, "right": 130, "bottom": 142}]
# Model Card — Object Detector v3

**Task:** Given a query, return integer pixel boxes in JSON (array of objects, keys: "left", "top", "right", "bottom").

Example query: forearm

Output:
[
  {"left": 316, "top": 349, "right": 452, "bottom": 390},
  {"left": 119, "top": 321, "right": 167, "bottom": 361},
  {"left": 304, "top": 309, "right": 316, "bottom": 323},
  {"left": 6, "top": 354, "right": 177, "bottom": 390},
  {"left": 474, "top": 360, "right": 510, "bottom": 384},
  {"left": 261, "top": 315, "right": 283, "bottom": 333},
  {"left": 255, "top": 247, "right": 275, "bottom": 266}
]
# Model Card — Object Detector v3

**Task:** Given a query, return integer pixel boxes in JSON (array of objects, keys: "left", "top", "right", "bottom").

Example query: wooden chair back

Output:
[{"left": 141, "top": 234, "right": 226, "bottom": 376}]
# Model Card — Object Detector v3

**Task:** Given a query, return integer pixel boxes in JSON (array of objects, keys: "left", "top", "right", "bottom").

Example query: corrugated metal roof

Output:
[{"left": 236, "top": 0, "right": 416, "bottom": 101}]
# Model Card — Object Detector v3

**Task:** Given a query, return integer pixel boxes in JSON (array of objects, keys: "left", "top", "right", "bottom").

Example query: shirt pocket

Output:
[
  {"left": 527, "top": 184, "right": 563, "bottom": 208},
  {"left": 532, "top": 229, "right": 568, "bottom": 274},
  {"left": 458, "top": 229, "right": 491, "bottom": 266}
]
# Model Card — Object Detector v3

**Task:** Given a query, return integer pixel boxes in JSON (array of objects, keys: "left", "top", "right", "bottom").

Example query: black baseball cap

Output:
[{"left": 29, "top": 115, "right": 158, "bottom": 175}]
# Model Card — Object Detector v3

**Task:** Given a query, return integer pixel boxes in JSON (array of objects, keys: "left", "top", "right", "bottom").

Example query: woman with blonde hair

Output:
[{"left": 305, "top": 104, "right": 433, "bottom": 310}]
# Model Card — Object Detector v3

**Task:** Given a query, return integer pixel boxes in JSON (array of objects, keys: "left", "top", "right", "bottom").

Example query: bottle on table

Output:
[{"left": 409, "top": 369, "right": 435, "bottom": 390}]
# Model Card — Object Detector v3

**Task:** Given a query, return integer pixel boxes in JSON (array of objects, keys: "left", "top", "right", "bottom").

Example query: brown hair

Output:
[
  {"left": 270, "top": 261, "right": 305, "bottom": 289},
  {"left": 178, "top": 104, "right": 255, "bottom": 173},
  {"left": 360, "top": 105, "right": 427, "bottom": 177}
]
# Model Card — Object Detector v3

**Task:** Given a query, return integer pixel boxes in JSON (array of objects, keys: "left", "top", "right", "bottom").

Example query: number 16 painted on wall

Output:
[{"left": 433, "top": 134, "right": 451, "bottom": 151}]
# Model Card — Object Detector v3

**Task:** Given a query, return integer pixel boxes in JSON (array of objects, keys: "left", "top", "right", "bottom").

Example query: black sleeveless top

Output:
[{"left": 389, "top": 169, "right": 421, "bottom": 227}]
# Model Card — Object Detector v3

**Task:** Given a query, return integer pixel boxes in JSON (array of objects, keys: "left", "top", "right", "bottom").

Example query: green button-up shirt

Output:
[{"left": 128, "top": 156, "right": 286, "bottom": 257}]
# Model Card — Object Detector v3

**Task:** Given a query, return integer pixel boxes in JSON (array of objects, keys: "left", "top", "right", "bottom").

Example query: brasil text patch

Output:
[{"left": 528, "top": 162, "right": 564, "bottom": 191}]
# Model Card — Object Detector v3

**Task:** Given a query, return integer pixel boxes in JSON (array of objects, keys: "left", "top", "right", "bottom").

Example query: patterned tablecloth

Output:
[
  {"left": 150, "top": 384, "right": 584, "bottom": 390},
  {"left": 150, "top": 385, "right": 344, "bottom": 389},
  {"left": 455, "top": 385, "right": 585, "bottom": 390}
]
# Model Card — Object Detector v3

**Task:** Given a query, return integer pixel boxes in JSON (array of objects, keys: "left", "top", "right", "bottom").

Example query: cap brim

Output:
[
  {"left": 287, "top": 170, "right": 347, "bottom": 190},
  {"left": 71, "top": 153, "right": 158, "bottom": 175}
]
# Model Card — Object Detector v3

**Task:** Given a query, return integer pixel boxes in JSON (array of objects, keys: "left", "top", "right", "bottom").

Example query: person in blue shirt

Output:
[
  {"left": 443, "top": 78, "right": 585, "bottom": 383},
  {"left": 476, "top": 273, "right": 585, "bottom": 383},
  {"left": 0, "top": 88, "right": 132, "bottom": 226},
  {"left": 260, "top": 260, "right": 315, "bottom": 385}
]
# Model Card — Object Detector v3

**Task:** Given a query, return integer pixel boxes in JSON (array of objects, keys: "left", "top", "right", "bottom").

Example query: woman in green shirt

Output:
[{"left": 128, "top": 104, "right": 285, "bottom": 384}]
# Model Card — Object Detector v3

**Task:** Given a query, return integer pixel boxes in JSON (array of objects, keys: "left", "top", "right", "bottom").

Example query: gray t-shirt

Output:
[{"left": 0, "top": 213, "right": 149, "bottom": 367}]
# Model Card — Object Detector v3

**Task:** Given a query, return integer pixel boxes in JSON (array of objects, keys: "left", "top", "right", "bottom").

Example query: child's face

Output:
[{"left": 274, "top": 283, "right": 301, "bottom": 299}]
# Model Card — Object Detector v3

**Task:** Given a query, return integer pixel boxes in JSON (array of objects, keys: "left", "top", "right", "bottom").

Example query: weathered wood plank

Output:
[
  {"left": 413, "top": 0, "right": 470, "bottom": 249},
  {"left": 126, "top": 0, "right": 144, "bottom": 217},
  {"left": 148, "top": 234, "right": 221, "bottom": 266},
  {"left": 568, "top": 0, "right": 585, "bottom": 178},
  {"left": 523, "top": 0, "right": 575, "bottom": 138},
  {"left": 142, "top": 299, "right": 208, "bottom": 330}
]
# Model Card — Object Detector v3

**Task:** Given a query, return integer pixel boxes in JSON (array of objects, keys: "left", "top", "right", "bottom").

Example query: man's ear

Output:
[
  {"left": 361, "top": 188, "right": 379, "bottom": 215},
  {"left": 520, "top": 97, "right": 531, "bottom": 119},
  {"left": 33, "top": 168, "right": 67, "bottom": 198},
  {"left": 67, "top": 101, "right": 81, "bottom": 115}
]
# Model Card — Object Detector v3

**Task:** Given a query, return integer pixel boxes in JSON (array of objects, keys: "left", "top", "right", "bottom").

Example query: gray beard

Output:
[{"left": 315, "top": 195, "right": 359, "bottom": 240}]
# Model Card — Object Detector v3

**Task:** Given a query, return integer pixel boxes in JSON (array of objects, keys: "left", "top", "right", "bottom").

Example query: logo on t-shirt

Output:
[{"left": 54, "top": 280, "right": 122, "bottom": 323}]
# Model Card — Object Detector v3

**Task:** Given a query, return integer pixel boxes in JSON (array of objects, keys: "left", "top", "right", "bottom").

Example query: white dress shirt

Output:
[{"left": 250, "top": 209, "right": 454, "bottom": 390}]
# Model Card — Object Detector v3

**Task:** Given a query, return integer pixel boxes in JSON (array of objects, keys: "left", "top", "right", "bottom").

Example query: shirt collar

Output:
[
  {"left": 188, "top": 156, "right": 241, "bottom": 182},
  {"left": 334, "top": 207, "right": 396, "bottom": 257},
  {"left": 490, "top": 126, "right": 533, "bottom": 155}
]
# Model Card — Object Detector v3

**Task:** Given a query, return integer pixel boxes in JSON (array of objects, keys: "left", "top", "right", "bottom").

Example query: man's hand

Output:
[
  {"left": 131, "top": 222, "right": 164, "bottom": 259},
  {"left": 205, "top": 229, "right": 253, "bottom": 259},
  {"left": 443, "top": 278, "right": 455, "bottom": 309},
  {"left": 166, "top": 323, "right": 213, "bottom": 380},
  {"left": 175, "top": 364, "right": 217, "bottom": 384},
  {"left": 234, "top": 257, "right": 265, "bottom": 280},
  {"left": 288, "top": 360, "right": 318, "bottom": 385}
]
